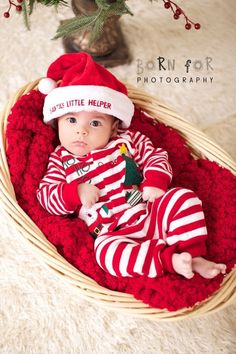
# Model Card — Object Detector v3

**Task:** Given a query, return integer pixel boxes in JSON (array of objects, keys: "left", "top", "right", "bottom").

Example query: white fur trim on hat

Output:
[
  {"left": 43, "top": 85, "right": 134, "bottom": 129},
  {"left": 38, "top": 78, "right": 58, "bottom": 95}
]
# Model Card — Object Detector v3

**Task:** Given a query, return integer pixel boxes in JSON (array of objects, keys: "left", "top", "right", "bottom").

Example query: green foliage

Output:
[
  {"left": 22, "top": 0, "right": 67, "bottom": 29},
  {"left": 12, "top": 0, "right": 200, "bottom": 40},
  {"left": 22, "top": 0, "right": 30, "bottom": 29},
  {"left": 21, "top": 0, "right": 133, "bottom": 41},
  {"left": 37, "top": 0, "right": 67, "bottom": 5},
  {"left": 54, "top": 0, "right": 133, "bottom": 42}
]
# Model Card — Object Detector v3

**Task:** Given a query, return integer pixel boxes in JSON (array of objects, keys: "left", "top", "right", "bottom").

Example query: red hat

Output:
[{"left": 38, "top": 53, "right": 134, "bottom": 129}]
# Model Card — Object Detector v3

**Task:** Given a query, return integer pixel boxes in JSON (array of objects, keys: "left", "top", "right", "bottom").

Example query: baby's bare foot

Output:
[
  {"left": 172, "top": 252, "right": 194, "bottom": 279},
  {"left": 192, "top": 257, "right": 226, "bottom": 279}
]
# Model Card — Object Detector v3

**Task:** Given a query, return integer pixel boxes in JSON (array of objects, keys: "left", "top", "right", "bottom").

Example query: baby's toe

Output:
[
  {"left": 185, "top": 271, "right": 194, "bottom": 279},
  {"left": 219, "top": 264, "right": 226, "bottom": 274}
]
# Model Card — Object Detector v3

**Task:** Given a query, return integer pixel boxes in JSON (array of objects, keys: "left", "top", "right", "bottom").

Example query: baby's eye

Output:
[
  {"left": 66, "top": 117, "right": 77, "bottom": 124},
  {"left": 90, "top": 120, "right": 102, "bottom": 127}
]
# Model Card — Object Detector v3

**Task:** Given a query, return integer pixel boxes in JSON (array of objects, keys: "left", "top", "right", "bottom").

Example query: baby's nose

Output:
[{"left": 77, "top": 127, "right": 88, "bottom": 136}]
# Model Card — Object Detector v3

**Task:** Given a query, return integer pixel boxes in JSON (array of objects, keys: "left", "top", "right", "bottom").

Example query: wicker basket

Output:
[{"left": 0, "top": 80, "right": 235, "bottom": 321}]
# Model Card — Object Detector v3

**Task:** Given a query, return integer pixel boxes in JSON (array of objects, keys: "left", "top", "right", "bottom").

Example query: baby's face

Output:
[{"left": 58, "top": 111, "right": 118, "bottom": 156}]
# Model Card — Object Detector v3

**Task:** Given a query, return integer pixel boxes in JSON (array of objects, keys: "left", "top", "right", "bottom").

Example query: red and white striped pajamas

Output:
[{"left": 37, "top": 129, "right": 207, "bottom": 278}]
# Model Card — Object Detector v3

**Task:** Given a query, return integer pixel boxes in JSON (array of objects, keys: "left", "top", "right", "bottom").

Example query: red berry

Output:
[
  {"left": 185, "top": 23, "right": 191, "bottom": 30},
  {"left": 17, "top": 0, "right": 23, "bottom": 2},
  {"left": 3, "top": 11, "right": 10, "bottom": 18},
  {"left": 164, "top": 2, "right": 171, "bottom": 9},
  {"left": 174, "top": 14, "right": 179, "bottom": 20},
  {"left": 175, "top": 8, "right": 182, "bottom": 16},
  {"left": 194, "top": 23, "right": 201, "bottom": 30},
  {"left": 16, "top": 5, "right": 22, "bottom": 11}
]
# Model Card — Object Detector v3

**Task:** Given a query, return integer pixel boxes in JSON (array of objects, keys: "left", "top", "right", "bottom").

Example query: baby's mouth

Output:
[{"left": 73, "top": 140, "right": 88, "bottom": 147}]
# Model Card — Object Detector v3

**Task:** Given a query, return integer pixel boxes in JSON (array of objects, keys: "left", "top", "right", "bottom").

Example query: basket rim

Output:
[{"left": 0, "top": 79, "right": 235, "bottom": 321}]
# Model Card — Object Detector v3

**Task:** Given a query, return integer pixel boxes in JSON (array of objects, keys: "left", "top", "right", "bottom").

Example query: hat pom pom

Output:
[{"left": 38, "top": 78, "right": 57, "bottom": 95}]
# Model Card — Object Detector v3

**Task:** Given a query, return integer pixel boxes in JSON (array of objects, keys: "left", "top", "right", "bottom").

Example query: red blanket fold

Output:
[{"left": 6, "top": 90, "right": 236, "bottom": 311}]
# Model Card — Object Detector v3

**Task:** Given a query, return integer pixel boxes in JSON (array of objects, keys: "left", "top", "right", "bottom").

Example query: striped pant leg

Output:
[
  {"left": 94, "top": 216, "right": 167, "bottom": 278},
  {"left": 94, "top": 187, "right": 207, "bottom": 278},
  {"left": 152, "top": 187, "right": 208, "bottom": 272}
]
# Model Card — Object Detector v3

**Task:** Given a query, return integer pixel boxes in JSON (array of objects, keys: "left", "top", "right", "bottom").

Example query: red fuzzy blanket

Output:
[{"left": 6, "top": 90, "right": 236, "bottom": 311}]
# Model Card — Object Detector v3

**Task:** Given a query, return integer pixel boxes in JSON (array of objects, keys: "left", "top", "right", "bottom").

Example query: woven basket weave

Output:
[{"left": 0, "top": 80, "right": 235, "bottom": 321}]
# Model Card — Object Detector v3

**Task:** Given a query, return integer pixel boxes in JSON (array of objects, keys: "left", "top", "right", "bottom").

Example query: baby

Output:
[{"left": 37, "top": 53, "right": 226, "bottom": 280}]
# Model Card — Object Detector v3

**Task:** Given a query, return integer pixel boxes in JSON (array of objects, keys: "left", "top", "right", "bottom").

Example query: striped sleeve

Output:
[
  {"left": 36, "top": 150, "right": 80, "bottom": 215},
  {"left": 130, "top": 130, "right": 173, "bottom": 191}
]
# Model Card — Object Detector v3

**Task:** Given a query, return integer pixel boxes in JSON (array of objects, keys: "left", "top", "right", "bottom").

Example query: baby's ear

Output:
[{"left": 111, "top": 118, "right": 119, "bottom": 137}]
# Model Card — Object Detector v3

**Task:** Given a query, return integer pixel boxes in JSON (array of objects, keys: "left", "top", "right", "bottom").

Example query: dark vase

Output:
[{"left": 62, "top": 0, "right": 131, "bottom": 67}]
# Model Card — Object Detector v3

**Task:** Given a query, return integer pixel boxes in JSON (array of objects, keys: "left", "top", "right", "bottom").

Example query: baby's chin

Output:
[
  {"left": 65, "top": 142, "right": 108, "bottom": 156},
  {"left": 66, "top": 146, "right": 91, "bottom": 156}
]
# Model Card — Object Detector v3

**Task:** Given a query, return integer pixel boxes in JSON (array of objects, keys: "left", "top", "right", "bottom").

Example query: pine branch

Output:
[
  {"left": 2, "top": 0, "right": 200, "bottom": 38},
  {"left": 89, "top": 10, "right": 106, "bottom": 44},
  {"left": 54, "top": 0, "right": 133, "bottom": 42},
  {"left": 37, "top": 0, "right": 67, "bottom": 6},
  {"left": 22, "top": 0, "right": 67, "bottom": 30},
  {"left": 29, "top": 0, "right": 36, "bottom": 15},
  {"left": 22, "top": 0, "right": 31, "bottom": 29},
  {"left": 53, "top": 11, "right": 102, "bottom": 40}
]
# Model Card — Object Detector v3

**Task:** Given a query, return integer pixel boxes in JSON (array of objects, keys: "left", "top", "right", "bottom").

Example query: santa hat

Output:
[{"left": 38, "top": 53, "right": 134, "bottom": 129}]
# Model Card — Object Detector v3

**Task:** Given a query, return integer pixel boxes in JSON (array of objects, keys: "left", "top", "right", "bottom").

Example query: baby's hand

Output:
[
  {"left": 78, "top": 183, "right": 100, "bottom": 208},
  {"left": 142, "top": 187, "right": 165, "bottom": 203}
]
